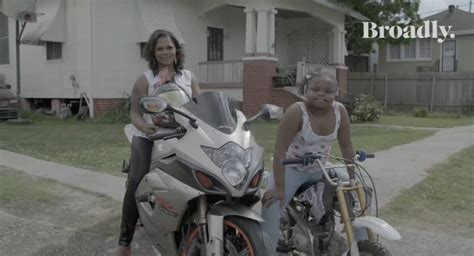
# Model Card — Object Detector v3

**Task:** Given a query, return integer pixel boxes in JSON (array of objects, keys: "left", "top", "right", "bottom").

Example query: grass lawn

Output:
[
  {"left": 0, "top": 113, "right": 434, "bottom": 175},
  {"left": 361, "top": 114, "right": 474, "bottom": 128},
  {"left": 250, "top": 120, "right": 434, "bottom": 165},
  {"left": 380, "top": 146, "right": 474, "bottom": 238},
  {"left": 0, "top": 168, "right": 60, "bottom": 210},
  {"left": 0, "top": 167, "right": 121, "bottom": 237}
]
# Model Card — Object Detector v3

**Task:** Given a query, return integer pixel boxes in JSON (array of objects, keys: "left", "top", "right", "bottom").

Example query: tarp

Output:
[{"left": 20, "top": 0, "right": 64, "bottom": 45}]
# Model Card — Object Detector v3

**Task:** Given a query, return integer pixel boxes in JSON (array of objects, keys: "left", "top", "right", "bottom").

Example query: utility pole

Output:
[{"left": 470, "top": 0, "right": 472, "bottom": 13}]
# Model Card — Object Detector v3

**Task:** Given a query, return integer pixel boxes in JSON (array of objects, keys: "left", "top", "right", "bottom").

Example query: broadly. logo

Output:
[{"left": 362, "top": 21, "right": 455, "bottom": 43}]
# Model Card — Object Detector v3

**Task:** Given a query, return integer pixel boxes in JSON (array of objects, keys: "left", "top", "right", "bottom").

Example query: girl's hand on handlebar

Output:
[{"left": 262, "top": 188, "right": 285, "bottom": 209}]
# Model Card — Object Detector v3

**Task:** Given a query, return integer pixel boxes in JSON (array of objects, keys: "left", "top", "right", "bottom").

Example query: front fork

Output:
[
  {"left": 336, "top": 183, "right": 376, "bottom": 246},
  {"left": 197, "top": 195, "right": 210, "bottom": 248}
]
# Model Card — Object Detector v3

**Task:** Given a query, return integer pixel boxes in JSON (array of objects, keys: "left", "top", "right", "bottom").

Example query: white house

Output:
[{"left": 0, "top": 0, "right": 366, "bottom": 117}]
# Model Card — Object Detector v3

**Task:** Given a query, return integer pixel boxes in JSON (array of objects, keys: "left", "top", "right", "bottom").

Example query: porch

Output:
[{"left": 195, "top": 1, "right": 365, "bottom": 114}]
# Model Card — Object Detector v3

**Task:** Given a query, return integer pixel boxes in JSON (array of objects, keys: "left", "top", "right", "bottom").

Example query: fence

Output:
[
  {"left": 345, "top": 72, "right": 474, "bottom": 112},
  {"left": 198, "top": 60, "right": 243, "bottom": 84}
]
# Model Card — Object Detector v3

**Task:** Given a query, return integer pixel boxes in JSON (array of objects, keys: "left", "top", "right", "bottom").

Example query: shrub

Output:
[
  {"left": 351, "top": 94, "right": 383, "bottom": 122},
  {"left": 412, "top": 106, "right": 428, "bottom": 118},
  {"left": 93, "top": 93, "right": 131, "bottom": 124}
]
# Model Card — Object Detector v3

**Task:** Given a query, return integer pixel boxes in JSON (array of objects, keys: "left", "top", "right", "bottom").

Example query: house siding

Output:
[
  {"left": 378, "top": 35, "right": 474, "bottom": 74},
  {"left": 454, "top": 35, "right": 474, "bottom": 72},
  {"left": 378, "top": 39, "right": 441, "bottom": 74}
]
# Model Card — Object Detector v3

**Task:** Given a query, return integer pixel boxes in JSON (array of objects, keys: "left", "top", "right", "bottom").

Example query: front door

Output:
[{"left": 442, "top": 40, "right": 456, "bottom": 72}]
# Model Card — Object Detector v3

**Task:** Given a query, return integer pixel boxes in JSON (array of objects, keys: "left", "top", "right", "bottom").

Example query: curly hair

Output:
[{"left": 143, "top": 29, "right": 184, "bottom": 75}]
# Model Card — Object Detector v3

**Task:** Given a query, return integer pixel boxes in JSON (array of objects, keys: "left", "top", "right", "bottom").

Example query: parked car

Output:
[{"left": 0, "top": 84, "right": 18, "bottom": 120}]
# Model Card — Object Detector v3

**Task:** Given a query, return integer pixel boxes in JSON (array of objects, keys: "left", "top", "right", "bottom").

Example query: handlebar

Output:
[
  {"left": 148, "top": 127, "right": 186, "bottom": 141},
  {"left": 281, "top": 150, "right": 374, "bottom": 186}
]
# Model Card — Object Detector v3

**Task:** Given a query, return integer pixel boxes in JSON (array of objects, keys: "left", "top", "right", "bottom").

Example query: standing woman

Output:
[{"left": 117, "top": 29, "right": 200, "bottom": 256}]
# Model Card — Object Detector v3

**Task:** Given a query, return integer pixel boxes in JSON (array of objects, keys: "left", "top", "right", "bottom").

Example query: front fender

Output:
[
  {"left": 206, "top": 202, "right": 263, "bottom": 255},
  {"left": 352, "top": 216, "right": 401, "bottom": 241}
]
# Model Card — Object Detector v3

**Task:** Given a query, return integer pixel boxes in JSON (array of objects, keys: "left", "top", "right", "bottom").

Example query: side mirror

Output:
[
  {"left": 5, "top": 84, "right": 12, "bottom": 90},
  {"left": 260, "top": 104, "right": 283, "bottom": 121},
  {"left": 243, "top": 104, "right": 283, "bottom": 131},
  {"left": 139, "top": 96, "right": 168, "bottom": 114}
]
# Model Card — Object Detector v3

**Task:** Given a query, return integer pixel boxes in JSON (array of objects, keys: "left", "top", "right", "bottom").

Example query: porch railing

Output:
[{"left": 198, "top": 60, "right": 243, "bottom": 84}]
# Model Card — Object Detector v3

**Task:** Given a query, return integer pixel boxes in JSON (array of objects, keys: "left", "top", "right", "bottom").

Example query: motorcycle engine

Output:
[{"left": 292, "top": 224, "right": 311, "bottom": 253}]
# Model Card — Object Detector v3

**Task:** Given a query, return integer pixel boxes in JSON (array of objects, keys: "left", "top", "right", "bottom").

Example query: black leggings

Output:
[{"left": 118, "top": 136, "right": 153, "bottom": 246}]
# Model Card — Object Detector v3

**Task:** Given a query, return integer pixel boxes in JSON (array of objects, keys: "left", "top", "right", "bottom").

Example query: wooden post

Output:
[
  {"left": 430, "top": 74, "right": 436, "bottom": 111},
  {"left": 458, "top": 83, "right": 463, "bottom": 117},
  {"left": 370, "top": 72, "right": 375, "bottom": 97},
  {"left": 384, "top": 74, "right": 388, "bottom": 109}
]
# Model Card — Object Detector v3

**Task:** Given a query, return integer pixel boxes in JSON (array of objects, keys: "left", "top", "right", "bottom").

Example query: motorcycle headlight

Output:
[
  {"left": 201, "top": 142, "right": 253, "bottom": 168},
  {"left": 221, "top": 159, "right": 247, "bottom": 187}
]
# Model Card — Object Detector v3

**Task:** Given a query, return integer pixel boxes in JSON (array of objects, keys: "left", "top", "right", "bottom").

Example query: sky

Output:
[{"left": 418, "top": 0, "right": 472, "bottom": 17}]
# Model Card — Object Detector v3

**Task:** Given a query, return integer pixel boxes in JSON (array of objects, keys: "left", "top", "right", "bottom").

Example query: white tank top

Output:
[
  {"left": 134, "top": 69, "right": 193, "bottom": 138},
  {"left": 286, "top": 101, "right": 342, "bottom": 172}
]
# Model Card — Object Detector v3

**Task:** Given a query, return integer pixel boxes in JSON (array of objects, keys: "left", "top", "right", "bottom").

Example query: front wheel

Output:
[
  {"left": 179, "top": 216, "right": 274, "bottom": 256},
  {"left": 351, "top": 240, "right": 391, "bottom": 256}
]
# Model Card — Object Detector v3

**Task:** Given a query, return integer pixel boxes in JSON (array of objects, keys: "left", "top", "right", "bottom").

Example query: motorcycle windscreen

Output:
[{"left": 182, "top": 91, "right": 237, "bottom": 134}]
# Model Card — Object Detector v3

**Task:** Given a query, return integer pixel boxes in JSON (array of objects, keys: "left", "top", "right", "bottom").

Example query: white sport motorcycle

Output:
[{"left": 124, "top": 87, "right": 280, "bottom": 256}]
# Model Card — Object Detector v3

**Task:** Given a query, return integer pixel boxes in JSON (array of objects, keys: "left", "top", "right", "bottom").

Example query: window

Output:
[
  {"left": 419, "top": 39, "right": 431, "bottom": 59},
  {"left": 207, "top": 27, "right": 223, "bottom": 61},
  {"left": 46, "top": 41, "right": 62, "bottom": 60},
  {"left": 404, "top": 40, "right": 416, "bottom": 59},
  {"left": 0, "top": 13, "right": 9, "bottom": 65},
  {"left": 139, "top": 42, "right": 146, "bottom": 58},
  {"left": 387, "top": 39, "right": 431, "bottom": 61},
  {"left": 442, "top": 40, "right": 456, "bottom": 72},
  {"left": 389, "top": 44, "right": 401, "bottom": 60}
]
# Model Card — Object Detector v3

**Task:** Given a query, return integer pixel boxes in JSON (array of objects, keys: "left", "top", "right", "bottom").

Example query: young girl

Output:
[{"left": 261, "top": 70, "right": 356, "bottom": 250}]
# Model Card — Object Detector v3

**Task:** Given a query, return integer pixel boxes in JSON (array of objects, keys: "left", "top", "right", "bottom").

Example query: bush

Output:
[
  {"left": 351, "top": 94, "right": 383, "bottom": 122},
  {"left": 412, "top": 107, "right": 428, "bottom": 118}
]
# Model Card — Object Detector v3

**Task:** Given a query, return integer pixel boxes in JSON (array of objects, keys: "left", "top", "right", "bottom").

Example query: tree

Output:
[{"left": 342, "top": 0, "right": 422, "bottom": 55}]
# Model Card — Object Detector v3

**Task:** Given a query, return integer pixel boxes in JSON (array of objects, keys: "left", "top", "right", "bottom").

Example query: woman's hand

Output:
[
  {"left": 158, "top": 68, "right": 173, "bottom": 83},
  {"left": 262, "top": 188, "right": 285, "bottom": 208},
  {"left": 141, "top": 123, "right": 158, "bottom": 135}
]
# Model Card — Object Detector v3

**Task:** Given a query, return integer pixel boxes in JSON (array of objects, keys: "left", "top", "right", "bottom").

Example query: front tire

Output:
[
  {"left": 352, "top": 240, "right": 391, "bottom": 256},
  {"left": 179, "top": 216, "right": 274, "bottom": 256}
]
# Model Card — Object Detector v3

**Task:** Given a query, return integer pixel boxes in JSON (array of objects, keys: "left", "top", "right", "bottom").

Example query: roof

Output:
[
  {"left": 314, "top": 0, "right": 369, "bottom": 21},
  {"left": 314, "top": 0, "right": 369, "bottom": 20},
  {"left": 424, "top": 8, "right": 474, "bottom": 33}
]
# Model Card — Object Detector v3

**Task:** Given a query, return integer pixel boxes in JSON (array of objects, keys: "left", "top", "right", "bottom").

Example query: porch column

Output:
[
  {"left": 330, "top": 27, "right": 348, "bottom": 98},
  {"left": 242, "top": 7, "right": 278, "bottom": 116},
  {"left": 256, "top": 9, "right": 268, "bottom": 54},
  {"left": 244, "top": 8, "right": 256, "bottom": 54},
  {"left": 269, "top": 9, "right": 277, "bottom": 55},
  {"left": 330, "top": 27, "right": 346, "bottom": 65}
]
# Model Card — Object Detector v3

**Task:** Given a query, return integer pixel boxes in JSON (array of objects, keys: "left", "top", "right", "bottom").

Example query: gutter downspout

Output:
[{"left": 89, "top": 0, "right": 95, "bottom": 118}]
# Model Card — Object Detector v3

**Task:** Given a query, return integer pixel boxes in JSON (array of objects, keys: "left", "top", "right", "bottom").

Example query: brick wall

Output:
[
  {"left": 242, "top": 60, "right": 277, "bottom": 116},
  {"left": 94, "top": 98, "right": 127, "bottom": 116},
  {"left": 271, "top": 88, "right": 303, "bottom": 110}
]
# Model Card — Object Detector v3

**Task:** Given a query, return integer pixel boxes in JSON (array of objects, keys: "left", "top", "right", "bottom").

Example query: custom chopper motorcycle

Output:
[{"left": 275, "top": 151, "right": 401, "bottom": 256}]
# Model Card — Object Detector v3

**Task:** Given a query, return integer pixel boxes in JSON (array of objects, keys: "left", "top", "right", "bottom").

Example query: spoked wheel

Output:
[
  {"left": 349, "top": 240, "right": 391, "bottom": 256},
  {"left": 179, "top": 216, "right": 273, "bottom": 256}
]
